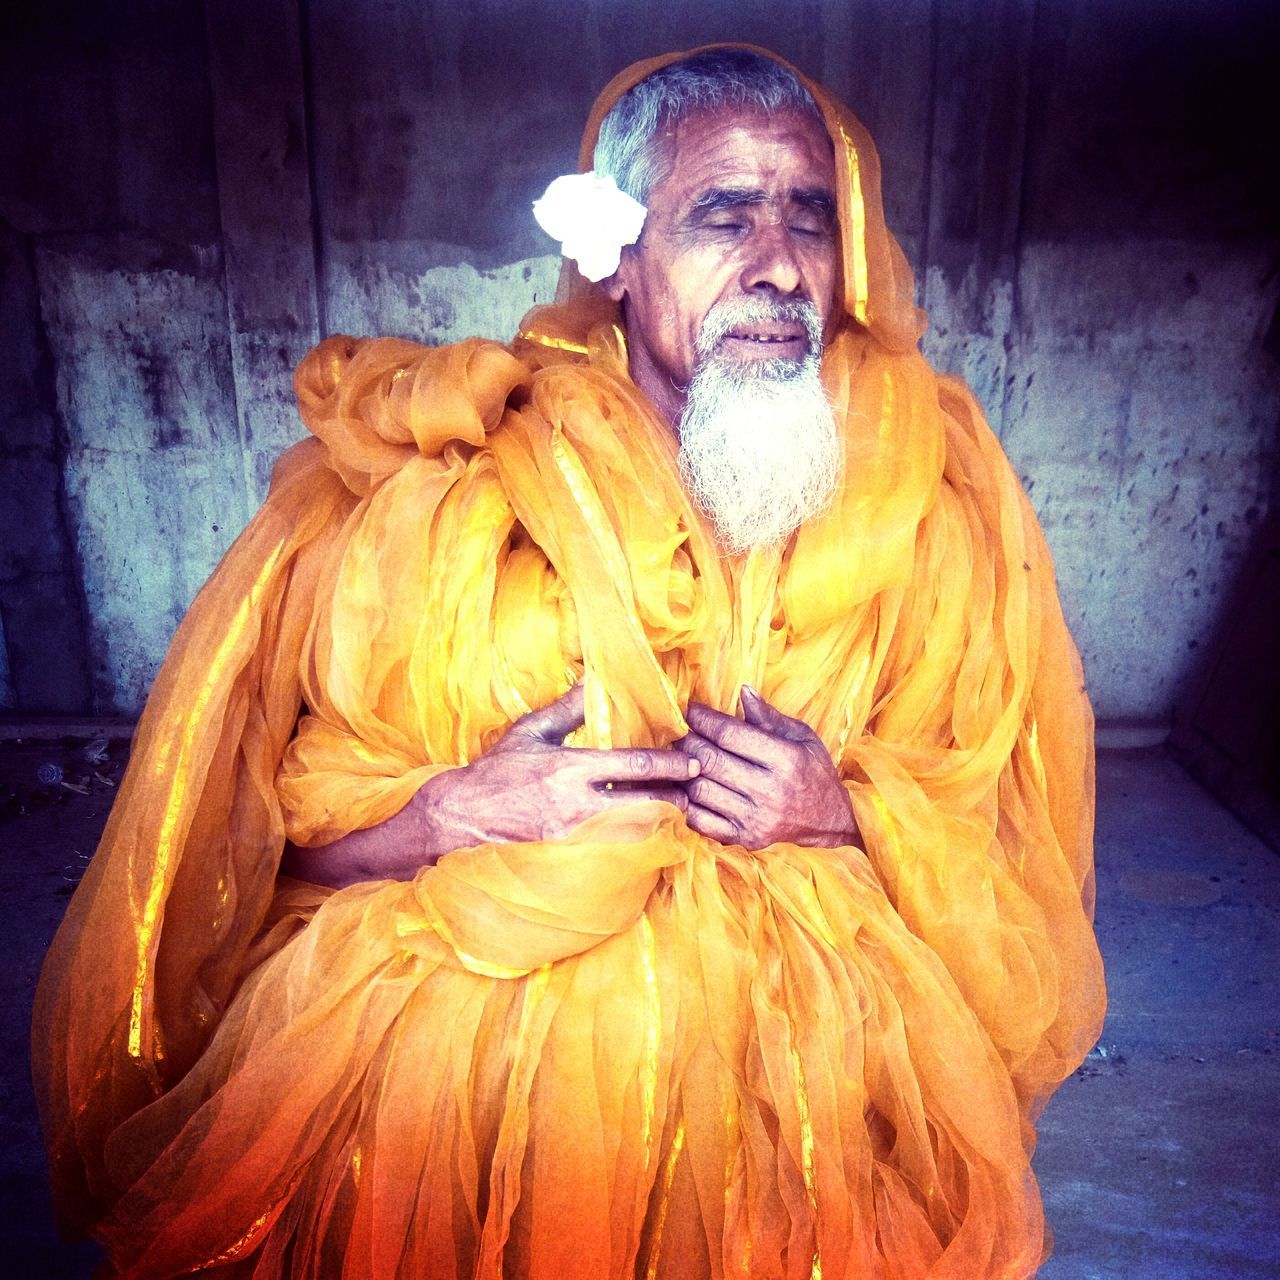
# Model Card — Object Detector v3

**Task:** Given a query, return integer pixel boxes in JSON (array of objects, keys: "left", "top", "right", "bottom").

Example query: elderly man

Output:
[{"left": 35, "top": 46, "right": 1104, "bottom": 1280}]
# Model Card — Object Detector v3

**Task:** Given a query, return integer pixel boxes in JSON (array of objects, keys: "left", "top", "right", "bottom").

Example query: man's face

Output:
[{"left": 608, "top": 107, "right": 839, "bottom": 426}]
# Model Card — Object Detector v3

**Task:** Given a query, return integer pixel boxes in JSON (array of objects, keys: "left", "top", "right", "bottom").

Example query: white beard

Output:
[{"left": 677, "top": 300, "right": 840, "bottom": 554}]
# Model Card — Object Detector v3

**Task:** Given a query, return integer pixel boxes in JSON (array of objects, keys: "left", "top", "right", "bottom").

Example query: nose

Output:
[{"left": 739, "top": 222, "right": 803, "bottom": 297}]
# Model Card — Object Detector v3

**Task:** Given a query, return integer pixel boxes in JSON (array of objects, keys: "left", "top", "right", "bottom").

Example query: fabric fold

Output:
[{"left": 33, "top": 44, "right": 1103, "bottom": 1280}]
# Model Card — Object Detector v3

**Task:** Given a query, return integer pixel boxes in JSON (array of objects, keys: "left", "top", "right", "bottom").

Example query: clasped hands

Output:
[{"left": 418, "top": 682, "right": 859, "bottom": 855}]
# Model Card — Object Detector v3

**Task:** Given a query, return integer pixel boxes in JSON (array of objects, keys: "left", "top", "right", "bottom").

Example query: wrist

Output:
[
  {"left": 414, "top": 762, "right": 510, "bottom": 861},
  {"left": 410, "top": 770, "right": 465, "bottom": 864},
  {"left": 828, "top": 785, "right": 860, "bottom": 848}
]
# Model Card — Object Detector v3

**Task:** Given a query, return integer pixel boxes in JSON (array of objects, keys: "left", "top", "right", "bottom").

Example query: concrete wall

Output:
[{"left": 1, "top": 0, "right": 1276, "bottom": 721}]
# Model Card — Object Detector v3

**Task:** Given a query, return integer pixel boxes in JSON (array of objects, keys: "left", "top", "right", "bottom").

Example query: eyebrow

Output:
[
  {"left": 688, "top": 188, "right": 768, "bottom": 216},
  {"left": 686, "top": 186, "right": 837, "bottom": 220},
  {"left": 793, "top": 188, "right": 837, "bottom": 218}
]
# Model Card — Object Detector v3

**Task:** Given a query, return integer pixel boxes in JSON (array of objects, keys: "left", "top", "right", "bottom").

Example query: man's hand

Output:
[
  {"left": 419, "top": 683, "right": 699, "bottom": 849},
  {"left": 283, "top": 684, "right": 700, "bottom": 888},
  {"left": 674, "top": 686, "right": 859, "bottom": 850}
]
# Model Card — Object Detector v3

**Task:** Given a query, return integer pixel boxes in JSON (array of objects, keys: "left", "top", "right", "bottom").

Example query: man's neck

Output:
[{"left": 624, "top": 337, "right": 686, "bottom": 433}]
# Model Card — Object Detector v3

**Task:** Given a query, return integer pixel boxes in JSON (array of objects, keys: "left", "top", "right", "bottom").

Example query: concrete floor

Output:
[
  {"left": 1035, "top": 750, "right": 1280, "bottom": 1278},
  {"left": 3, "top": 745, "right": 1277, "bottom": 1277}
]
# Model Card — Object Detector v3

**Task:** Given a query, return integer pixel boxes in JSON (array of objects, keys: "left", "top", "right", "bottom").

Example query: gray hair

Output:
[{"left": 593, "top": 50, "right": 823, "bottom": 205}]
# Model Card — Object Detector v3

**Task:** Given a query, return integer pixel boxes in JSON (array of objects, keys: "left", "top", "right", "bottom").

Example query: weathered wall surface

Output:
[
  {"left": 1, "top": 0, "right": 1276, "bottom": 721},
  {"left": 1, "top": 4, "right": 251, "bottom": 714}
]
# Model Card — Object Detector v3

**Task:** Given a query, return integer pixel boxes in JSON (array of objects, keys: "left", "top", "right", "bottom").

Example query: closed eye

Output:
[
  {"left": 788, "top": 220, "right": 833, "bottom": 240},
  {"left": 790, "top": 190, "right": 836, "bottom": 237}
]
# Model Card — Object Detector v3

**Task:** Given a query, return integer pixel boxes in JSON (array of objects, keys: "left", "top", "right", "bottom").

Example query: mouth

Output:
[
  {"left": 696, "top": 299, "right": 825, "bottom": 369},
  {"left": 721, "top": 328, "right": 808, "bottom": 351}
]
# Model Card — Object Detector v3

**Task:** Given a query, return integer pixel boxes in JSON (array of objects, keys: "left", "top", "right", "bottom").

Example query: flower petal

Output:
[{"left": 532, "top": 171, "right": 647, "bottom": 281}]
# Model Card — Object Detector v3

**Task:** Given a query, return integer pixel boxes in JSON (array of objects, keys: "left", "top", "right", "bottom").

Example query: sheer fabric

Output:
[{"left": 33, "top": 45, "right": 1103, "bottom": 1279}]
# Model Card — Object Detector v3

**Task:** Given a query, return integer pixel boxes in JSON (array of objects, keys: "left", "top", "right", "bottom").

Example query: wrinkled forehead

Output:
[{"left": 648, "top": 106, "right": 837, "bottom": 209}]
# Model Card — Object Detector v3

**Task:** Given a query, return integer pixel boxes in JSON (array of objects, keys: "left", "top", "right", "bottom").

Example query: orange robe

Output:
[{"left": 33, "top": 46, "right": 1104, "bottom": 1280}]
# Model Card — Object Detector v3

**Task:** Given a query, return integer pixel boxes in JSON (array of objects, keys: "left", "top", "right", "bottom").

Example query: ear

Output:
[{"left": 602, "top": 263, "right": 628, "bottom": 303}]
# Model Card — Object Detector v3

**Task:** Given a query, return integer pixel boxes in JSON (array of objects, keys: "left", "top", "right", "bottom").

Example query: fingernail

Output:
[
  {"left": 742, "top": 684, "right": 758, "bottom": 699},
  {"left": 687, "top": 759, "right": 700, "bottom": 777}
]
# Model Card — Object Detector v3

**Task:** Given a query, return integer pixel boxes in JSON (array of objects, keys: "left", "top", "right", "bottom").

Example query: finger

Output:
[
  {"left": 676, "top": 729, "right": 768, "bottom": 790},
  {"left": 685, "top": 774, "right": 754, "bottom": 822},
  {"left": 513, "top": 683, "right": 585, "bottom": 743},
  {"left": 681, "top": 708, "right": 782, "bottom": 773},
  {"left": 739, "top": 685, "right": 815, "bottom": 744},
  {"left": 582, "top": 747, "right": 701, "bottom": 785},
  {"left": 597, "top": 783, "right": 689, "bottom": 812},
  {"left": 677, "top": 731, "right": 770, "bottom": 801},
  {"left": 684, "top": 803, "right": 743, "bottom": 846}
]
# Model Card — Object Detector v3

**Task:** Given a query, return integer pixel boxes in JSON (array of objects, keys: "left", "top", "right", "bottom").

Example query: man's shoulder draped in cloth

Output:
[{"left": 33, "top": 44, "right": 1103, "bottom": 1280}]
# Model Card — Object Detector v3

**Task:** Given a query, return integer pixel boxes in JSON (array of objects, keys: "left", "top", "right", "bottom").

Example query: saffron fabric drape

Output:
[{"left": 33, "top": 45, "right": 1104, "bottom": 1280}]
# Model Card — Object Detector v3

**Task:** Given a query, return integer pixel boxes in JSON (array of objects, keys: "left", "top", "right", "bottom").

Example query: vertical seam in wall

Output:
[
  {"left": 297, "top": 0, "right": 328, "bottom": 340},
  {"left": 200, "top": 0, "right": 255, "bottom": 526},
  {"left": 917, "top": 0, "right": 943, "bottom": 310},
  {"left": 0, "top": 599, "right": 11, "bottom": 710},
  {"left": 1000, "top": 0, "right": 1041, "bottom": 447},
  {"left": 28, "top": 232, "right": 96, "bottom": 715}
]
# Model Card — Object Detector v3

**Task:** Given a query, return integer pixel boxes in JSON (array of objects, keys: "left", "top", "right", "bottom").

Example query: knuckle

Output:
[
  {"left": 628, "top": 750, "right": 657, "bottom": 780},
  {"left": 502, "top": 717, "right": 531, "bottom": 744}
]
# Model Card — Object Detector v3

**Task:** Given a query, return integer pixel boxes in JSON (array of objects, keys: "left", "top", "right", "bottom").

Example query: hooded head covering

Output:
[{"left": 539, "top": 44, "right": 926, "bottom": 355}]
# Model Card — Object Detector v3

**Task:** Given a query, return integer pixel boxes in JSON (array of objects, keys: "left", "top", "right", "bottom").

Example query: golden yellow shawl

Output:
[{"left": 34, "top": 47, "right": 1104, "bottom": 1279}]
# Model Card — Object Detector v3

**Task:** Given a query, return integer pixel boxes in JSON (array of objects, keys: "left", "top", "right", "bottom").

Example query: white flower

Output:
[{"left": 532, "top": 172, "right": 647, "bottom": 282}]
